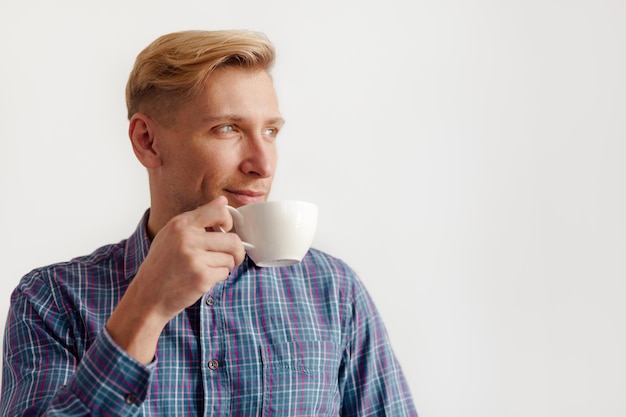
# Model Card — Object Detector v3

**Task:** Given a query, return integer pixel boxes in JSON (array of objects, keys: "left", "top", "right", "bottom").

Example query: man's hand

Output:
[{"left": 106, "top": 196, "right": 245, "bottom": 364}]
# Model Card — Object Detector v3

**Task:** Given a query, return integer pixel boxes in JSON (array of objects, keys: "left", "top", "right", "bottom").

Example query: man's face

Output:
[{"left": 150, "top": 67, "right": 284, "bottom": 214}]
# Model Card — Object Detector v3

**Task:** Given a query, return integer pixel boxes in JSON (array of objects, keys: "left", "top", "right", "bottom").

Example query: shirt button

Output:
[
  {"left": 125, "top": 393, "right": 139, "bottom": 405},
  {"left": 206, "top": 296, "right": 214, "bottom": 306},
  {"left": 208, "top": 359, "right": 219, "bottom": 370}
]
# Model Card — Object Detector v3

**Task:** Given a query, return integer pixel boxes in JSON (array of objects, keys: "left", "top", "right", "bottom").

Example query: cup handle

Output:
[{"left": 218, "top": 206, "right": 255, "bottom": 250}]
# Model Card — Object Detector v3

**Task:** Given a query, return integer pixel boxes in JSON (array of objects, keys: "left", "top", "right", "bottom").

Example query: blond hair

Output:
[{"left": 125, "top": 30, "right": 275, "bottom": 120}]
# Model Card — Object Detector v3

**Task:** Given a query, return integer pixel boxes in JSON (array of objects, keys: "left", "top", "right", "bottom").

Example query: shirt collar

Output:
[{"left": 123, "top": 209, "right": 152, "bottom": 281}]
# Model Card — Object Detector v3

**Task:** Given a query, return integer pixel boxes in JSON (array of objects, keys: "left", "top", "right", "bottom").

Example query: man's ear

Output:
[{"left": 129, "top": 113, "right": 162, "bottom": 169}]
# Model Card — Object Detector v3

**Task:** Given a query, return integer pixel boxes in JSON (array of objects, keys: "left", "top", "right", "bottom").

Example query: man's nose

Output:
[{"left": 240, "top": 133, "right": 275, "bottom": 178}]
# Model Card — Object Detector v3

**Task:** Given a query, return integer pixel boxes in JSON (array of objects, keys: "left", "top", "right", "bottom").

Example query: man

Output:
[{"left": 1, "top": 30, "right": 418, "bottom": 416}]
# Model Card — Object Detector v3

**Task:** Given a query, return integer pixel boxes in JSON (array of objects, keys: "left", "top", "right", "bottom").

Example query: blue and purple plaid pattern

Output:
[{"left": 2, "top": 212, "right": 417, "bottom": 416}]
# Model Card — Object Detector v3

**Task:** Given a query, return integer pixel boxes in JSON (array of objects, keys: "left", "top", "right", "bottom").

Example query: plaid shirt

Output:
[{"left": 1, "top": 211, "right": 418, "bottom": 416}]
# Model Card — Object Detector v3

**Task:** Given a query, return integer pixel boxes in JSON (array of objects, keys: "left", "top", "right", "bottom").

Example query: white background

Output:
[{"left": 1, "top": 0, "right": 625, "bottom": 416}]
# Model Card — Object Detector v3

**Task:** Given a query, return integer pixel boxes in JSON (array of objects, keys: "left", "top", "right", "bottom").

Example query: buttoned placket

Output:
[{"left": 200, "top": 279, "right": 231, "bottom": 416}]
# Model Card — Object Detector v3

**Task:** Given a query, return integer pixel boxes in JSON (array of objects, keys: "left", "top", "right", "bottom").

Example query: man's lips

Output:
[{"left": 225, "top": 189, "right": 267, "bottom": 206}]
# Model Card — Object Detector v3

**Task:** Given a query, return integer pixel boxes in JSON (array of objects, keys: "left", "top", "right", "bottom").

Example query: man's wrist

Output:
[{"left": 105, "top": 283, "right": 167, "bottom": 365}]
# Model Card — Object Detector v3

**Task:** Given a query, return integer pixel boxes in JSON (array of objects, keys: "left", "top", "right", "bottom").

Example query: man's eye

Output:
[
  {"left": 262, "top": 128, "right": 277, "bottom": 136},
  {"left": 217, "top": 125, "right": 235, "bottom": 133}
]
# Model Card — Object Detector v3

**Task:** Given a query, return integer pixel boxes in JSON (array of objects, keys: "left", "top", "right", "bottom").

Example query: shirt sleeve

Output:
[
  {"left": 1, "top": 273, "right": 155, "bottom": 416},
  {"left": 339, "top": 277, "right": 419, "bottom": 417}
]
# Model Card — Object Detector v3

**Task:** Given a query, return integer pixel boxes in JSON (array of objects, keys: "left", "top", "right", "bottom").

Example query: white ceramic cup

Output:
[{"left": 225, "top": 200, "right": 318, "bottom": 267}]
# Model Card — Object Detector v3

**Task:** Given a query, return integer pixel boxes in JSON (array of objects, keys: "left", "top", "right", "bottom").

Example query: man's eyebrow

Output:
[
  {"left": 269, "top": 117, "right": 286, "bottom": 126},
  {"left": 201, "top": 114, "right": 242, "bottom": 123},
  {"left": 202, "top": 115, "right": 286, "bottom": 125}
]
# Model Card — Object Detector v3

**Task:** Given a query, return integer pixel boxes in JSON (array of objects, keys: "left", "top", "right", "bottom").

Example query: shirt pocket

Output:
[{"left": 261, "top": 341, "right": 341, "bottom": 416}]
